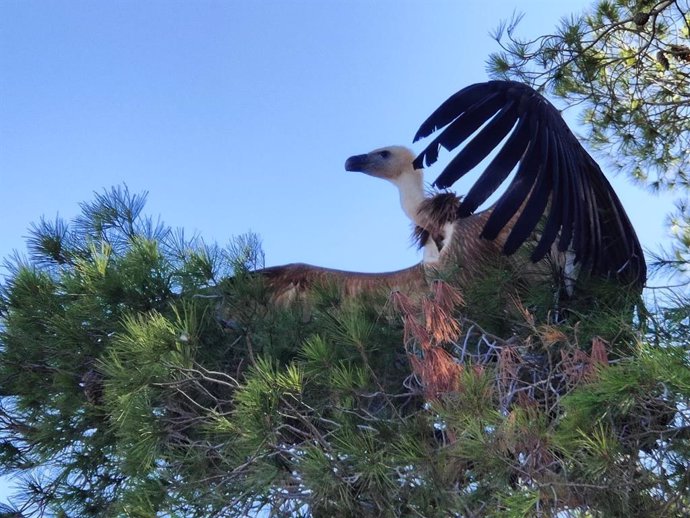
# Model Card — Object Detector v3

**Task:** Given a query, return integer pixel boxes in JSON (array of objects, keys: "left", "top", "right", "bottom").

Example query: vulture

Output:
[
  {"left": 346, "top": 80, "right": 646, "bottom": 292},
  {"left": 253, "top": 80, "right": 645, "bottom": 310}
]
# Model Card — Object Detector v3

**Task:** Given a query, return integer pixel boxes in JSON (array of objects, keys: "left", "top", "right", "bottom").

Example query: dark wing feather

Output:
[
  {"left": 413, "top": 91, "right": 505, "bottom": 169},
  {"left": 458, "top": 114, "right": 531, "bottom": 216},
  {"left": 531, "top": 131, "right": 563, "bottom": 261},
  {"left": 481, "top": 112, "right": 544, "bottom": 241},
  {"left": 502, "top": 121, "right": 552, "bottom": 255},
  {"left": 556, "top": 133, "right": 576, "bottom": 254},
  {"left": 414, "top": 80, "right": 646, "bottom": 286},
  {"left": 435, "top": 101, "right": 518, "bottom": 187},
  {"left": 414, "top": 83, "right": 499, "bottom": 144}
]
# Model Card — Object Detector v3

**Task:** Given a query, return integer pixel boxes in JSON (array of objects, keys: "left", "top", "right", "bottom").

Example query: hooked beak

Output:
[{"left": 344, "top": 154, "right": 370, "bottom": 172}]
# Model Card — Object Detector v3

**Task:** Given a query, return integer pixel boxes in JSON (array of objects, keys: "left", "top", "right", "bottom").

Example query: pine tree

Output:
[
  {"left": 0, "top": 186, "right": 688, "bottom": 517},
  {"left": 487, "top": 0, "right": 690, "bottom": 192}
]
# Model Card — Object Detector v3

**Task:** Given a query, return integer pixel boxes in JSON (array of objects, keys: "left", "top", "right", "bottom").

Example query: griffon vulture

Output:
[
  {"left": 252, "top": 80, "right": 644, "bottom": 309},
  {"left": 346, "top": 81, "right": 646, "bottom": 292}
]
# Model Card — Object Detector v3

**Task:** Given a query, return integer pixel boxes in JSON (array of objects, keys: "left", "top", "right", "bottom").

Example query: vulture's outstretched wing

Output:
[{"left": 413, "top": 80, "right": 646, "bottom": 287}]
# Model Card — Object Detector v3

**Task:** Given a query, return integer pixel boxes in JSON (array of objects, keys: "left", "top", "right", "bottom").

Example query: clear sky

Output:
[{"left": 0, "top": 0, "right": 675, "bottom": 506}]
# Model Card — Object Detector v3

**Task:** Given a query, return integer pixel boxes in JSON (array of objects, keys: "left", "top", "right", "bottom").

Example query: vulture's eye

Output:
[{"left": 379, "top": 150, "right": 391, "bottom": 159}]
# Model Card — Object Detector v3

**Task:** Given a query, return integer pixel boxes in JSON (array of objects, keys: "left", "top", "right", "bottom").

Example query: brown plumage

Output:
[
  {"left": 255, "top": 262, "right": 428, "bottom": 308},
  {"left": 413, "top": 194, "right": 523, "bottom": 284},
  {"left": 421, "top": 201, "right": 553, "bottom": 289}
]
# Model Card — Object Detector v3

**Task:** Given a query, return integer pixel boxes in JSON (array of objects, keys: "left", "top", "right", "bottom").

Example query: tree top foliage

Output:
[
  {"left": 488, "top": 0, "right": 690, "bottom": 192},
  {"left": 0, "top": 186, "right": 688, "bottom": 517}
]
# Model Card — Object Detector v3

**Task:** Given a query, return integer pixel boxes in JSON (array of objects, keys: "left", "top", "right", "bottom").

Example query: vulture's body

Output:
[{"left": 257, "top": 80, "right": 645, "bottom": 308}]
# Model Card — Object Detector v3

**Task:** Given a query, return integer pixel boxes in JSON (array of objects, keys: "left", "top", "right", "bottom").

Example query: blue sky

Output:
[{"left": 0, "top": 0, "right": 676, "bottom": 506}]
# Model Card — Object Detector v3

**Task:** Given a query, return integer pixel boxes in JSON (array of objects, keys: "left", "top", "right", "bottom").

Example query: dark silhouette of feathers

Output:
[{"left": 413, "top": 80, "right": 646, "bottom": 287}]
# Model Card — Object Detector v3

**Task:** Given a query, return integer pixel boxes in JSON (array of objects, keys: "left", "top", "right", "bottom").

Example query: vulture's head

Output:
[{"left": 344, "top": 146, "right": 420, "bottom": 183}]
